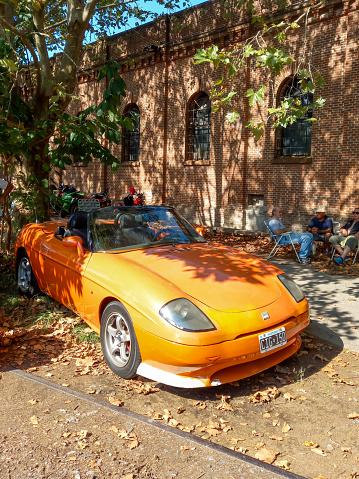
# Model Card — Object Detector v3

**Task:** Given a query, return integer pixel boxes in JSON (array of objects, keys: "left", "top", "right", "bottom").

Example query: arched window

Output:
[
  {"left": 276, "top": 77, "right": 313, "bottom": 157},
  {"left": 123, "top": 104, "right": 140, "bottom": 162},
  {"left": 187, "top": 93, "right": 211, "bottom": 162}
]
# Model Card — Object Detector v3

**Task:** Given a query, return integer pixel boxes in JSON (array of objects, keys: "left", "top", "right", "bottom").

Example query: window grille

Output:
[
  {"left": 187, "top": 93, "right": 211, "bottom": 161},
  {"left": 276, "top": 78, "right": 313, "bottom": 157},
  {"left": 123, "top": 105, "right": 140, "bottom": 162}
]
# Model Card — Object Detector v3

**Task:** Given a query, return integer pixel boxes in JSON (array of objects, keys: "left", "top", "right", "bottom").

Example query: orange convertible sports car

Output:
[{"left": 15, "top": 206, "right": 309, "bottom": 388}]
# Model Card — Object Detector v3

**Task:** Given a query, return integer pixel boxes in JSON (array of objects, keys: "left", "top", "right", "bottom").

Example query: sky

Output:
[{"left": 97, "top": 0, "right": 207, "bottom": 36}]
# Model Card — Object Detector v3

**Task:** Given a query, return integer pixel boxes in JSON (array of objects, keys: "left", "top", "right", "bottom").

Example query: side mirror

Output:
[
  {"left": 195, "top": 226, "right": 204, "bottom": 238},
  {"left": 62, "top": 236, "right": 85, "bottom": 257}
]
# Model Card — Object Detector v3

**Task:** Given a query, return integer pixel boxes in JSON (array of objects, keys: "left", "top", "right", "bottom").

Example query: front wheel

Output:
[
  {"left": 17, "top": 251, "right": 40, "bottom": 298},
  {"left": 100, "top": 301, "right": 141, "bottom": 378}
]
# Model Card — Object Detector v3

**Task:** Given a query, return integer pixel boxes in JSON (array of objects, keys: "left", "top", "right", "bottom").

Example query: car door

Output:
[{"left": 40, "top": 234, "right": 91, "bottom": 316}]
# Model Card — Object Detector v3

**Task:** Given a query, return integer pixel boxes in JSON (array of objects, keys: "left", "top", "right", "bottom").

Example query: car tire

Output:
[
  {"left": 17, "top": 251, "right": 40, "bottom": 298},
  {"left": 100, "top": 301, "right": 141, "bottom": 379}
]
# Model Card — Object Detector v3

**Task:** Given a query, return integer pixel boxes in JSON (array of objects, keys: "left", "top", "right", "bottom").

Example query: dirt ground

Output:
[{"left": 1, "top": 232, "right": 359, "bottom": 479}]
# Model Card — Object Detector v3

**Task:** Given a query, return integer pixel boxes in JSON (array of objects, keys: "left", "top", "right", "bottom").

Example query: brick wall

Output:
[{"left": 61, "top": 0, "right": 359, "bottom": 232}]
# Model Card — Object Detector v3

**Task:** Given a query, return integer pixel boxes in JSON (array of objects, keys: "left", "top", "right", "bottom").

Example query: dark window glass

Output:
[
  {"left": 123, "top": 105, "right": 140, "bottom": 162},
  {"left": 278, "top": 78, "right": 313, "bottom": 157},
  {"left": 187, "top": 93, "right": 211, "bottom": 161}
]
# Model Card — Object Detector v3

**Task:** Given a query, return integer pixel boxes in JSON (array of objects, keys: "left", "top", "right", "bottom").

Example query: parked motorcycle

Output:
[
  {"left": 91, "top": 187, "right": 111, "bottom": 207},
  {"left": 50, "top": 183, "right": 88, "bottom": 217},
  {"left": 120, "top": 188, "right": 145, "bottom": 206}
]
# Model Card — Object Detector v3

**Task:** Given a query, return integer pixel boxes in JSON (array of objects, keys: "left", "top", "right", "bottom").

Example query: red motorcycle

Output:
[{"left": 120, "top": 188, "right": 145, "bottom": 206}]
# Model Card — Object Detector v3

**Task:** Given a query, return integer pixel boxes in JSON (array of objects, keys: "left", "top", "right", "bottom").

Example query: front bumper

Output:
[{"left": 135, "top": 309, "right": 310, "bottom": 387}]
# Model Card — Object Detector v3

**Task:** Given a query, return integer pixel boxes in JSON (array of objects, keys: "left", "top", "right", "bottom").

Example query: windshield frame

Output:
[{"left": 88, "top": 205, "right": 206, "bottom": 253}]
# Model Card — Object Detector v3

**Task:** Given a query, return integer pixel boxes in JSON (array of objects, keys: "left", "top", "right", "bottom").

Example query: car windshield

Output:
[{"left": 89, "top": 206, "right": 206, "bottom": 252}]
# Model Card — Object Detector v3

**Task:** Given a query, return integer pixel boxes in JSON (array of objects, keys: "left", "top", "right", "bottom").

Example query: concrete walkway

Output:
[{"left": 268, "top": 258, "right": 359, "bottom": 353}]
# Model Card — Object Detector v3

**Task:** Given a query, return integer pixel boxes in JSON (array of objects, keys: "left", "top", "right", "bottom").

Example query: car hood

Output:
[{"left": 121, "top": 243, "right": 280, "bottom": 312}]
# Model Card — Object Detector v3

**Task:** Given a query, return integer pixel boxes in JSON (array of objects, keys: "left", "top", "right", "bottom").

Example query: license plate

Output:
[{"left": 259, "top": 327, "right": 287, "bottom": 354}]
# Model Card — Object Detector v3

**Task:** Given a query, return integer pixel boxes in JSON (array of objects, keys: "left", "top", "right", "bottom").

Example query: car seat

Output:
[
  {"left": 64, "top": 211, "right": 89, "bottom": 249},
  {"left": 117, "top": 213, "right": 152, "bottom": 246}
]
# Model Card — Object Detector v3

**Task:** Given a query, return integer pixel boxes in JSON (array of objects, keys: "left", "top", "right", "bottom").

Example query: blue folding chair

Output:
[{"left": 264, "top": 220, "right": 301, "bottom": 263}]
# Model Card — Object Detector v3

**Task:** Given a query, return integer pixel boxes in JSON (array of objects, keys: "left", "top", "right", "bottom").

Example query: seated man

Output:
[
  {"left": 269, "top": 206, "right": 314, "bottom": 264},
  {"left": 329, "top": 207, "right": 359, "bottom": 265},
  {"left": 306, "top": 206, "right": 333, "bottom": 255}
]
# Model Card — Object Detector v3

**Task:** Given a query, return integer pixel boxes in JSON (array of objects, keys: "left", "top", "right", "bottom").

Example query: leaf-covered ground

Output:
[
  {"left": 203, "top": 229, "right": 359, "bottom": 277},
  {"left": 1, "top": 234, "right": 359, "bottom": 479}
]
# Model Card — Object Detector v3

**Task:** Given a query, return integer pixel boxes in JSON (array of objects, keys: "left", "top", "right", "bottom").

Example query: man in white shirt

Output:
[{"left": 268, "top": 206, "right": 314, "bottom": 264}]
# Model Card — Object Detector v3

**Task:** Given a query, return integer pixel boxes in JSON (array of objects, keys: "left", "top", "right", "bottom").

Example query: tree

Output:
[{"left": 0, "top": 0, "right": 184, "bottom": 225}]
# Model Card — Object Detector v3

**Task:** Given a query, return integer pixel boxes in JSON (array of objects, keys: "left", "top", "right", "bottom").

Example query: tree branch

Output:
[
  {"left": 0, "top": 17, "right": 42, "bottom": 98},
  {"left": 33, "top": 4, "right": 52, "bottom": 96}
]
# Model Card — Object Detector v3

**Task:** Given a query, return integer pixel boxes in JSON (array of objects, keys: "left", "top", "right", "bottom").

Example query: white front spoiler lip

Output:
[{"left": 136, "top": 363, "right": 219, "bottom": 388}]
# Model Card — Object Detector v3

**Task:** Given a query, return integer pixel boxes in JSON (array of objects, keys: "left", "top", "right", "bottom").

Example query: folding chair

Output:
[
  {"left": 331, "top": 238, "right": 359, "bottom": 265},
  {"left": 264, "top": 220, "right": 301, "bottom": 263}
]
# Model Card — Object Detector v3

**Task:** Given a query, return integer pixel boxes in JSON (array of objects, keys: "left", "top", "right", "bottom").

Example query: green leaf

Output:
[
  {"left": 245, "top": 86, "right": 266, "bottom": 106},
  {"left": 314, "top": 97, "right": 326, "bottom": 108},
  {"left": 244, "top": 45, "right": 258, "bottom": 58},
  {"left": 0, "top": 58, "right": 18, "bottom": 72},
  {"left": 225, "top": 111, "right": 240, "bottom": 123},
  {"left": 123, "top": 116, "right": 134, "bottom": 131},
  {"left": 252, "top": 125, "right": 264, "bottom": 141}
]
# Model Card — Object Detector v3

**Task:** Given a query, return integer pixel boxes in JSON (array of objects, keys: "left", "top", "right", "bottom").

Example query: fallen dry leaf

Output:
[
  {"left": 216, "top": 395, "right": 233, "bottom": 411},
  {"left": 282, "top": 423, "right": 292, "bottom": 433},
  {"left": 231, "top": 438, "right": 246, "bottom": 444},
  {"left": 311, "top": 448, "right": 327, "bottom": 456},
  {"left": 192, "top": 400, "right": 207, "bottom": 410},
  {"left": 108, "top": 396, "right": 123, "bottom": 407},
  {"left": 249, "top": 386, "right": 280, "bottom": 403},
  {"left": 314, "top": 354, "right": 330, "bottom": 362},
  {"left": 304, "top": 441, "right": 319, "bottom": 448},
  {"left": 276, "top": 459, "right": 290, "bottom": 470},
  {"left": 283, "top": 392, "right": 296, "bottom": 401},
  {"left": 30, "top": 415, "right": 39, "bottom": 426},
  {"left": 347, "top": 412, "right": 359, "bottom": 419},
  {"left": 127, "top": 439, "right": 139, "bottom": 449},
  {"left": 254, "top": 448, "right": 279, "bottom": 464},
  {"left": 237, "top": 446, "right": 248, "bottom": 453}
]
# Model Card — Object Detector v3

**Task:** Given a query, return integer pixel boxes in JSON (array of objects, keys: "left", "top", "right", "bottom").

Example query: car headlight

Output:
[
  {"left": 278, "top": 274, "right": 305, "bottom": 303},
  {"left": 159, "top": 298, "right": 216, "bottom": 332}
]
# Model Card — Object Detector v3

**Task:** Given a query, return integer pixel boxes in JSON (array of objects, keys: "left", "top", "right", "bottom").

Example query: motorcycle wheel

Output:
[
  {"left": 70, "top": 203, "right": 78, "bottom": 215},
  {"left": 60, "top": 209, "right": 67, "bottom": 218}
]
